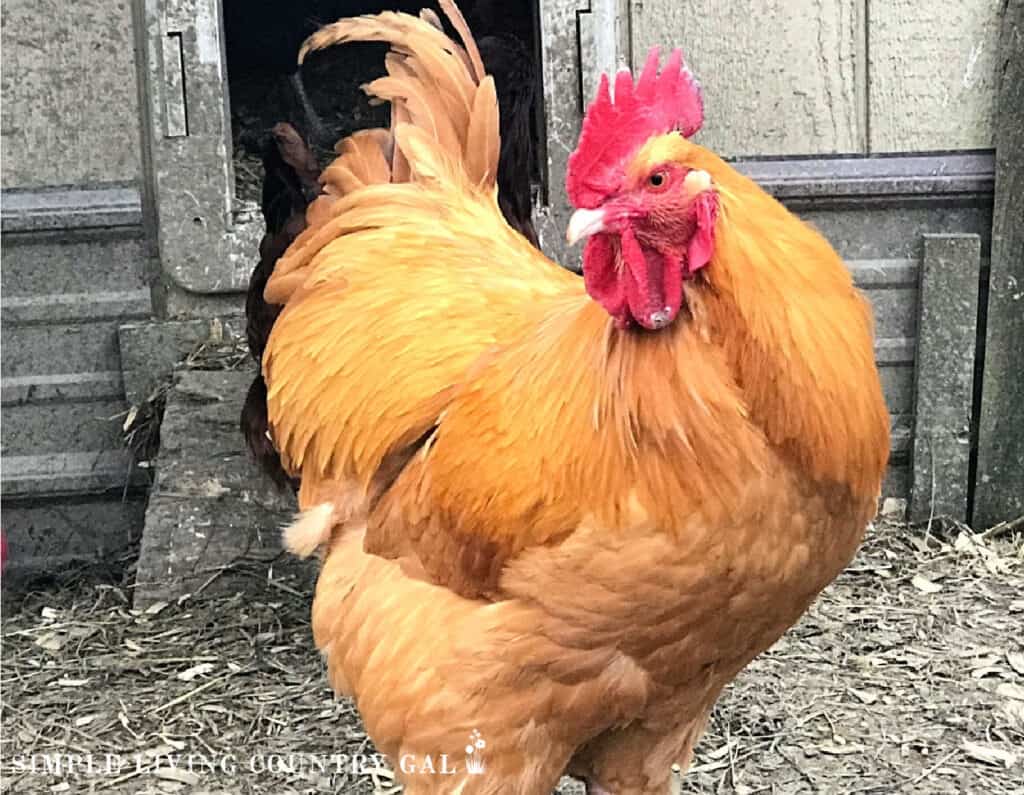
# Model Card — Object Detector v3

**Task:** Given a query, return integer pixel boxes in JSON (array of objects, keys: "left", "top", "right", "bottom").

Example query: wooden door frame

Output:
[{"left": 973, "top": 0, "right": 1024, "bottom": 527}]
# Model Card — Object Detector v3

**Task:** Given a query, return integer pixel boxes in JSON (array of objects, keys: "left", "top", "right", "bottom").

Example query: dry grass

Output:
[
  {"left": 2, "top": 520, "right": 1021, "bottom": 794},
  {"left": 121, "top": 328, "right": 253, "bottom": 473},
  {"left": 682, "top": 519, "right": 1023, "bottom": 794}
]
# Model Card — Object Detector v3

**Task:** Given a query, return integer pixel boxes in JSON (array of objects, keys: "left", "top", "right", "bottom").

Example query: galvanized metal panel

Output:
[
  {"left": 1, "top": 496, "right": 147, "bottom": 580},
  {"left": 629, "top": 0, "right": 1001, "bottom": 155},
  {"left": 884, "top": 464, "right": 910, "bottom": 499},
  {"left": 139, "top": 0, "right": 264, "bottom": 294},
  {"left": 879, "top": 365, "right": 916, "bottom": 416},
  {"left": 1, "top": 452, "right": 145, "bottom": 499},
  {"left": 576, "top": 0, "right": 631, "bottom": 111},
  {"left": 1, "top": 231, "right": 150, "bottom": 298},
  {"left": 1, "top": 372, "right": 126, "bottom": 405},
  {"left": 736, "top": 153, "right": 995, "bottom": 202},
  {"left": 0, "top": 186, "right": 143, "bottom": 233},
  {"left": 0, "top": 0, "right": 142, "bottom": 188},
  {"left": 535, "top": 0, "right": 578, "bottom": 265},
  {"left": 891, "top": 415, "right": 913, "bottom": 457},
  {"left": 630, "top": 0, "right": 864, "bottom": 156},
  {"left": 860, "top": 286, "right": 919, "bottom": 340},
  {"left": 2, "top": 400, "right": 128, "bottom": 457},
  {"left": 2, "top": 291, "right": 152, "bottom": 325}
]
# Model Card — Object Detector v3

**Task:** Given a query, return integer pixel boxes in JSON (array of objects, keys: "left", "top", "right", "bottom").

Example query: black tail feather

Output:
[{"left": 241, "top": 123, "right": 317, "bottom": 492}]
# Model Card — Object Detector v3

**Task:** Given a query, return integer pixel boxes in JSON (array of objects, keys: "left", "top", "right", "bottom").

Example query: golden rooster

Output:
[{"left": 259, "top": 3, "right": 891, "bottom": 792}]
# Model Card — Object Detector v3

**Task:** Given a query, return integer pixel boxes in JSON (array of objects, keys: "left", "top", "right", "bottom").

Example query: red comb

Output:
[{"left": 566, "top": 47, "right": 703, "bottom": 209}]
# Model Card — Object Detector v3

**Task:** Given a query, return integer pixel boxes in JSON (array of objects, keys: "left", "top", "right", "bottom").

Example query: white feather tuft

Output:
[{"left": 283, "top": 503, "right": 335, "bottom": 558}]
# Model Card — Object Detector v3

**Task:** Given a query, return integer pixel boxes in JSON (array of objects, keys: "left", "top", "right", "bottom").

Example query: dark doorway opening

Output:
[{"left": 222, "top": 1, "right": 543, "bottom": 204}]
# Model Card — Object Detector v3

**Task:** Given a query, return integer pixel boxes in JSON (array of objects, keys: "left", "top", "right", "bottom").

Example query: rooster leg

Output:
[
  {"left": 583, "top": 763, "right": 684, "bottom": 794},
  {"left": 584, "top": 767, "right": 682, "bottom": 795},
  {"left": 669, "top": 763, "right": 683, "bottom": 795}
]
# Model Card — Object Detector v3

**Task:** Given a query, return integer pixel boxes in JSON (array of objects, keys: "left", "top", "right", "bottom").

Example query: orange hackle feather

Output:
[{"left": 261, "top": 7, "right": 890, "bottom": 793}]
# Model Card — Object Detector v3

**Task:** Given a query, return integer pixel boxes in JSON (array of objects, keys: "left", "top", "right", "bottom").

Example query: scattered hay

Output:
[
  {"left": 121, "top": 384, "right": 169, "bottom": 479},
  {"left": 120, "top": 322, "right": 253, "bottom": 478},
  {"left": 181, "top": 321, "right": 252, "bottom": 374},
  {"left": 682, "top": 520, "right": 1024, "bottom": 794},
  {"left": 2, "top": 521, "right": 1021, "bottom": 794}
]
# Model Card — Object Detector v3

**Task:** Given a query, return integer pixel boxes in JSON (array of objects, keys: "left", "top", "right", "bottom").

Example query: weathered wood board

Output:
[
  {"left": 630, "top": 0, "right": 1001, "bottom": 157},
  {"left": 974, "top": 0, "right": 1024, "bottom": 527},
  {"left": 133, "top": 369, "right": 301, "bottom": 609},
  {"left": 630, "top": 0, "right": 865, "bottom": 156},
  {"left": 0, "top": 0, "right": 142, "bottom": 188},
  {"left": 910, "top": 234, "right": 982, "bottom": 523},
  {"left": 869, "top": 0, "right": 1002, "bottom": 152}
]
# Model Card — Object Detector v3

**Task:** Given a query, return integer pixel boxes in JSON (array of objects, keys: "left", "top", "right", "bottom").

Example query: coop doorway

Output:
[{"left": 223, "top": 1, "right": 544, "bottom": 208}]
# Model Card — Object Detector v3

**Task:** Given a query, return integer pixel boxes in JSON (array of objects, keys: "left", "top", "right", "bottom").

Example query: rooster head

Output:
[{"left": 565, "top": 48, "right": 718, "bottom": 331}]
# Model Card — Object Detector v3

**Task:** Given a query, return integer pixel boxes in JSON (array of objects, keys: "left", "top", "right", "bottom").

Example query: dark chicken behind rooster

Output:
[
  {"left": 241, "top": 33, "right": 542, "bottom": 487},
  {"left": 479, "top": 33, "right": 539, "bottom": 247},
  {"left": 241, "top": 123, "right": 319, "bottom": 490}
]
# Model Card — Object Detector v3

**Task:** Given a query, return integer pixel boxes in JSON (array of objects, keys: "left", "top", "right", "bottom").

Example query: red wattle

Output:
[
  {"left": 620, "top": 226, "right": 683, "bottom": 330},
  {"left": 582, "top": 233, "right": 629, "bottom": 325},
  {"left": 687, "top": 193, "right": 717, "bottom": 273}
]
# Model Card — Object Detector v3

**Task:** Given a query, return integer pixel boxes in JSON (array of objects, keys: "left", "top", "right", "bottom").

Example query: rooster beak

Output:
[{"left": 566, "top": 208, "right": 607, "bottom": 246}]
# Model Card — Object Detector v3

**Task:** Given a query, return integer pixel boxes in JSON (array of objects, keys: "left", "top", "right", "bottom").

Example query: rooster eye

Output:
[{"left": 647, "top": 172, "right": 667, "bottom": 189}]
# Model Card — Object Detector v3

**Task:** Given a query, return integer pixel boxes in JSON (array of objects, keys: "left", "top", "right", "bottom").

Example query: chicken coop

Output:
[{"left": 1, "top": 0, "right": 1021, "bottom": 591}]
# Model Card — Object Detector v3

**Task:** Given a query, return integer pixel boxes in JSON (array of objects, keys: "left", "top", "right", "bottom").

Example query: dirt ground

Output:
[{"left": 2, "top": 519, "right": 1022, "bottom": 794}]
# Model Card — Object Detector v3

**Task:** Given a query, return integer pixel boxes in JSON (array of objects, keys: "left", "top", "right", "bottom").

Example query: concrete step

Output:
[
  {"left": 2, "top": 289, "right": 152, "bottom": 325},
  {"left": 1, "top": 230, "right": 150, "bottom": 297},
  {"left": 0, "top": 184, "right": 142, "bottom": 233},
  {"left": 1, "top": 371, "right": 125, "bottom": 405},
  {"left": 1, "top": 495, "right": 148, "bottom": 585},
  {"left": 1, "top": 399, "right": 128, "bottom": 457},
  {"left": 1, "top": 450, "right": 147, "bottom": 498},
  {"left": 134, "top": 369, "right": 297, "bottom": 607},
  {"left": 0, "top": 186, "right": 153, "bottom": 584},
  {"left": 2, "top": 320, "right": 124, "bottom": 378}
]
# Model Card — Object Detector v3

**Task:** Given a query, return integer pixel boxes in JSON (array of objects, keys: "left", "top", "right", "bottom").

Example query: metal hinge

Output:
[
  {"left": 576, "top": 0, "right": 632, "bottom": 109},
  {"left": 162, "top": 30, "right": 188, "bottom": 137}
]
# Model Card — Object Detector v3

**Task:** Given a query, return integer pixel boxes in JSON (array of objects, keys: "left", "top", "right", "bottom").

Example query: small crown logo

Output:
[{"left": 464, "top": 729, "right": 486, "bottom": 775}]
